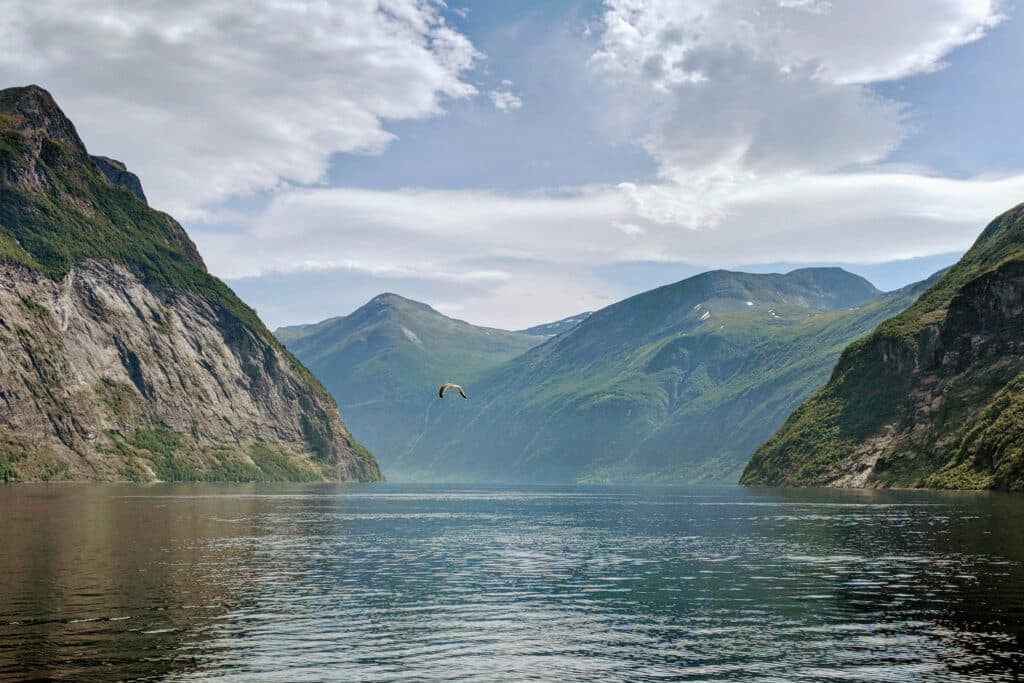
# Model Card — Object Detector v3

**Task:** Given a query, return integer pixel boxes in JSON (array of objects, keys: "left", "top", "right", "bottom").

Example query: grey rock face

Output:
[
  {"left": 0, "top": 85, "right": 381, "bottom": 482},
  {"left": 90, "top": 155, "right": 147, "bottom": 203},
  {"left": 0, "top": 259, "right": 381, "bottom": 481}
]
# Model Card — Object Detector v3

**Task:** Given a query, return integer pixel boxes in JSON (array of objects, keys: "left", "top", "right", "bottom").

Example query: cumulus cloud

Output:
[
  {"left": 0, "top": 0, "right": 480, "bottom": 218},
  {"left": 592, "top": 0, "right": 1002, "bottom": 87},
  {"left": 1, "top": 0, "right": 1017, "bottom": 328},
  {"left": 489, "top": 89, "right": 524, "bottom": 112},
  {"left": 590, "top": 0, "right": 1004, "bottom": 227}
]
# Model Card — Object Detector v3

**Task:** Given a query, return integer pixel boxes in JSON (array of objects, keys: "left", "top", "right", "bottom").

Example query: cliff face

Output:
[
  {"left": 90, "top": 156, "right": 147, "bottom": 203},
  {"left": 0, "top": 85, "right": 380, "bottom": 482},
  {"left": 741, "top": 204, "right": 1024, "bottom": 491}
]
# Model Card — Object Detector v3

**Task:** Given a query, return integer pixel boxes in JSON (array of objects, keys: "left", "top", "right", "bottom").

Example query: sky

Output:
[{"left": 2, "top": 0, "right": 1023, "bottom": 329}]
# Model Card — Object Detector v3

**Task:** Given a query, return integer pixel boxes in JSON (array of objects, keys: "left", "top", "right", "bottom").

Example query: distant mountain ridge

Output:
[
  {"left": 392, "top": 267, "right": 928, "bottom": 483},
  {"left": 0, "top": 85, "right": 380, "bottom": 482},
  {"left": 284, "top": 266, "right": 931, "bottom": 483},
  {"left": 742, "top": 202, "right": 1024, "bottom": 491},
  {"left": 277, "top": 293, "right": 546, "bottom": 469}
]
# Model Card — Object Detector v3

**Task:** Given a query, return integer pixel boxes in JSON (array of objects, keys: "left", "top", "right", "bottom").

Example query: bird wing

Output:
[{"left": 439, "top": 383, "right": 467, "bottom": 399}]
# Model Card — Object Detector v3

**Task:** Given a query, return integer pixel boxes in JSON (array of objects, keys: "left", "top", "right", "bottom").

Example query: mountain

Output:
[
  {"left": 518, "top": 312, "right": 591, "bottom": 337},
  {"left": 742, "top": 203, "right": 1024, "bottom": 491},
  {"left": 276, "top": 293, "right": 546, "bottom": 469},
  {"left": 0, "top": 85, "right": 380, "bottom": 483},
  {"left": 385, "top": 267, "right": 930, "bottom": 483}
]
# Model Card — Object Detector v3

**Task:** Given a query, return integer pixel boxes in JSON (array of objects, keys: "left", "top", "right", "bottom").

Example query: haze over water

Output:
[{"left": 1, "top": 484, "right": 1022, "bottom": 681}]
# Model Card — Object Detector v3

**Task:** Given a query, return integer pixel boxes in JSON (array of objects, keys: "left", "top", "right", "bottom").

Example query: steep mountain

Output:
[
  {"left": 387, "top": 268, "right": 930, "bottom": 483},
  {"left": 276, "top": 293, "right": 545, "bottom": 468},
  {"left": 742, "top": 203, "right": 1024, "bottom": 491},
  {"left": 518, "top": 312, "right": 591, "bottom": 337},
  {"left": 0, "top": 85, "right": 380, "bottom": 482}
]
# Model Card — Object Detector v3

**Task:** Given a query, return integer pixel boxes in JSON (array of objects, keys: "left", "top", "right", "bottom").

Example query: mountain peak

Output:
[
  {"left": 0, "top": 84, "right": 87, "bottom": 155},
  {"left": 1, "top": 86, "right": 147, "bottom": 206},
  {"left": 780, "top": 267, "right": 880, "bottom": 306},
  {"left": 363, "top": 292, "right": 438, "bottom": 316},
  {"left": 640, "top": 266, "right": 880, "bottom": 318},
  {"left": 783, "top": 266, "right": 874, "bottom": 286},
  {"left": 369, "top": 292, "right": 414, "bottom": 306}
]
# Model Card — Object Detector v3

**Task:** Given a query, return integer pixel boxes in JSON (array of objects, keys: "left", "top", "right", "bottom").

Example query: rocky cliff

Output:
[
  {"left": 741, "top": 203, "right": 1024, "bottom": 491},
  {"left": 0, "top": 85, "right": 381, "bottom": 482},
  {"left": 90, "top": 155, "right": 147, "bottom": 203}
]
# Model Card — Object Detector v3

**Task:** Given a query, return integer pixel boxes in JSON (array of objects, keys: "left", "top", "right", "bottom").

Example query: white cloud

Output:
[
  {"left": 0, "top": 0, "right": 480, "bottom": 218},
  {"left": 621, "top": 172, "right": 1024, "bottom": 264},
  {"left": 592, "top": 0, "right": 1002, "bottom": 87},
  {"left": 777, "top": 0, "right": 832, "bottom": 15},
  {"left": 202, "top": 176, "right": 1024, "bottom": 278},
  {"left": 489, "top": 89, "right": 524, "bottom": 112},
  {"left": 202, "top": 186, "right": 633, "bottom": 281},
  {"left": 1, "top": 0, "right": 1017, "bottom": 328},
  {"left": 590, "top": 0, "right": 1004, "bottom": 227},
  {"left": 197, "top": 172, "right": 1024, "bottom": 327},
  {"left": 613, "top": 220, "right": 646, "bottom": 237}
]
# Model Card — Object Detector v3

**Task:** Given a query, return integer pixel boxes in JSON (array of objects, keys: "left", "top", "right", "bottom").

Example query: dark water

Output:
[{"left": 0, "top": 484, "right": 1022, "bottom": 681}]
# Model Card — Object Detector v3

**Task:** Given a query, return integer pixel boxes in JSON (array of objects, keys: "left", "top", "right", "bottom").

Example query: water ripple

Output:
[{"left": 0, "top": 484, "right": 1022, "bottom": 681}]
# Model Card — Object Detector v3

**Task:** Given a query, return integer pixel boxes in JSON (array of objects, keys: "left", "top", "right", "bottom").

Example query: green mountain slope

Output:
[
  {"left": 385, "top": 268, "right": 929, "bottom": 483},
  {"left": 518, "top": 312, "right": 591, "bottom": 337},
  {"left": 0, "top": 85, "right": 380, "bottom": 482},
  {"left": 742, "top": 202, "right": 1024, "bottom": 491},
  {"left": 276, "top": 293, "right": 545, "bottom": 468}
]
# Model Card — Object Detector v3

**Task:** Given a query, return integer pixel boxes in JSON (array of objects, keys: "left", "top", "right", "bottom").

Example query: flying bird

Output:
[{"left": 439, "top": 383, "right": 468, "bottom": 399}]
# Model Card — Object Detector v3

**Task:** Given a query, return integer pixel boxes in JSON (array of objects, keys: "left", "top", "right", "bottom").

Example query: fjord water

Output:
[{"left": 1, "top": 485, "right": 1021, "bottom": 681}]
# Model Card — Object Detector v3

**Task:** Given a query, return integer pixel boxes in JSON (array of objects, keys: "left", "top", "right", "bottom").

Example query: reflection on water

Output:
[{"left": 0, "top": 484, "right": 1022, "bottom": 681}]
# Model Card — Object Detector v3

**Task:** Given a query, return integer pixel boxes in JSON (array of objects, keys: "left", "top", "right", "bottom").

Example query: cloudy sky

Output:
[{"left": 2, "top": 0, "right": 1023, "bottom": 328}]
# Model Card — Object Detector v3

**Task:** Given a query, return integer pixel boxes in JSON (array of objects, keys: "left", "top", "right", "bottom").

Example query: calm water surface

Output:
[{"left": 0, "top": 484, "right": 1022, "bottom": 681}]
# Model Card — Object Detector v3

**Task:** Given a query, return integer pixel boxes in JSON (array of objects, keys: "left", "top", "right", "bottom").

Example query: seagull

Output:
[{"left": 439, "top": 383, "right": 468, "bottom": 399}]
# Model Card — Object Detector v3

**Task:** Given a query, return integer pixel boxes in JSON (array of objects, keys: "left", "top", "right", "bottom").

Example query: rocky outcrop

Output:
[
  {"left": 0, "top": 84, "right": 381, "bottom": 482},
  {"left": 90, "top": 155, "right": 147, "bottom": 203}
]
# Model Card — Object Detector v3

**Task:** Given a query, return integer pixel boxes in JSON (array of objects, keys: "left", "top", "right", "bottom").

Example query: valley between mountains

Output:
[
  {"left": 4, "top": 84, "right": 1024, "bottom": 491},
  {"left": 280, "top": 270, "right": 940, "bottom": 484}
]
